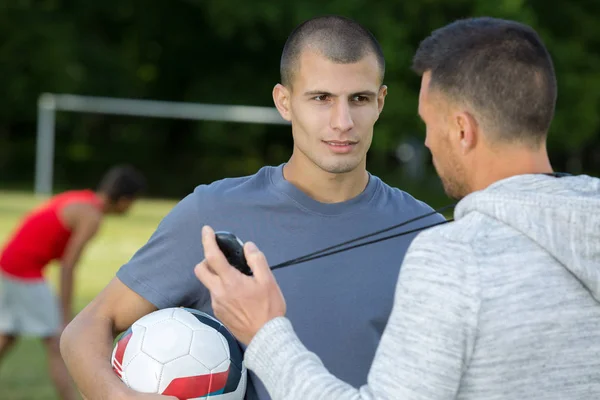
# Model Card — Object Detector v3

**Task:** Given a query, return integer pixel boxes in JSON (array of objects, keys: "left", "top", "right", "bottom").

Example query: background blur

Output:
[
  {"left": 2, "top": 1, "right": 600, "bottom": 206},
  {"left": 0, "top": 1, "right": 599, "bottom": 399}
]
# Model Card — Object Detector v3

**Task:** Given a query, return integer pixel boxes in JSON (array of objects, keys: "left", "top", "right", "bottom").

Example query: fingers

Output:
[
  {"left": 194, "top": 260, "right": 222, "bottom": 292},
  {"left": 200, "top": 225, "right": 272, "bottom": 284},
  {"left": 244, "top": 241, "right": 275, "bottom": 283},
  {"left": 201, "top": 225, "right": 234, "bottom": 278}
]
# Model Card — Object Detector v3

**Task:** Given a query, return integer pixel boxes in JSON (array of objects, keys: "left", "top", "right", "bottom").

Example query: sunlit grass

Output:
[{"left": 0, "top": 190, "right": 176, "bottom": 399}]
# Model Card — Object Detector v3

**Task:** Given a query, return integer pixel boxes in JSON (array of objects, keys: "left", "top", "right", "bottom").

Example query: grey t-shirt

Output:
[{"left": 117, "top": 164, "right": 445, "bottom": 399}]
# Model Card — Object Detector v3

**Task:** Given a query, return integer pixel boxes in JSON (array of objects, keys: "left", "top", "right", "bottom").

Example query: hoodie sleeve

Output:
[{"left": 244, "top": 229, "right": 481, "bottom": 400}]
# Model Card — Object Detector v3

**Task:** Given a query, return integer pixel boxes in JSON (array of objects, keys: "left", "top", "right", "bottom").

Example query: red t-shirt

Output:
[{"left": 0, "top": 190, "right": 103, "bottom": 280}]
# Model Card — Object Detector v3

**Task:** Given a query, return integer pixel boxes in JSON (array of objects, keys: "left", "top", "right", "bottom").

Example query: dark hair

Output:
[
  {"left": 280, "top": 15, "right": 385, "bottom": 87},
  {"left": 412, "top": 17, "right": 557, "bottom": 144},
  {"left": 97, "top": 165, "right": 146, "bottom": 202}
]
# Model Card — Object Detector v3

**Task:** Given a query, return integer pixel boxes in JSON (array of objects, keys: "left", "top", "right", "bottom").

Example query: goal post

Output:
[{"left": 34, "top": 93, "right": 290, "bottom": 197}]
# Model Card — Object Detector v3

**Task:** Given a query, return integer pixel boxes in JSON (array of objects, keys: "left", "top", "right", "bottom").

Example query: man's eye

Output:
[
  {"left": 314, "top": 95, "right": 329, "bottom": 101},
  {"left": 352, "top": 95, "right": 369, "bottom": 102}
]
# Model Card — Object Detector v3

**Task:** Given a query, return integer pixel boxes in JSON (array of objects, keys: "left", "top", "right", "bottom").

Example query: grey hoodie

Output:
[{"left": 244, "top": 173, "right": 600, "bottom": 400}]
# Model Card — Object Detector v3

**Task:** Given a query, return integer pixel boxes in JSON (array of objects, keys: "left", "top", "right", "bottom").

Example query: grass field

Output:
[{"left": 0, "top": 191, "right": 177, "bottom": 400}]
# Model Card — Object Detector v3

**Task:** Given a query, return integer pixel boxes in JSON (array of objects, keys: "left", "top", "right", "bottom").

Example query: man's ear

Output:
[
  {"left": 455, "top": 111, "right": 479, "bottom": 154},
  {"left": 377, "top": 85, "right": 388, "bottom": 115},
  {"left": 273, "top": 84, "right": 292, "bottom": 122}
]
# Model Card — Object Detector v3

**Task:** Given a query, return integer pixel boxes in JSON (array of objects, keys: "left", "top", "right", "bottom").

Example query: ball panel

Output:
[
  {"left": 172, "top": 307, "right": 212, "bottom": 330},
  {"left": 184, "top": 309, "right": 244, "bottom": 372},
  {"left": 135, "top": 308, "right": 176, "bottom": 328},
  {"left": 217, "top": 334, "right": 229, "bottom": 360},
  {"left": 189, "top": 329, "right": 229, "bottom": 370},
  {"left": 217, "top": 325, "right": 244, "bottom": 371},
  {"left": 215, "top": 363, "right": 247, "bottom": 400},
  {"left": 185, "top": 309, "right": 223, "bottom": 333},
  {"left": 112, "top": 325, "right": 145, "bottom": 378},
  {"left": 111, "top": 327, "right": 132, "bottom": 378},
  {"left": 161, "top": 356, "right": 227, "bottom": 399},
  {"left": 123, "top": 352, "right": 164, "bottom": 394},
  {"left": 142, "top": 320, "right": 192, "bottom": 363},
  {"left": 182, "top": 308, "right": 221, "bottom": 325},
  {"left": 213, "top": 359, "right": 246, "bottom": 397}
]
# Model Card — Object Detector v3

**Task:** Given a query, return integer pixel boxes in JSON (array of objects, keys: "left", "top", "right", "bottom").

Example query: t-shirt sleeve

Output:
[{"left": 116, "top": 189, "right": 209, "bottom": 310}]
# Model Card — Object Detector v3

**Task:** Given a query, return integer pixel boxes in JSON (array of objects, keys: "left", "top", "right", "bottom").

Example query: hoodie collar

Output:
[{"left": 455, "top": 173, "right": 600, "bottom": 302}]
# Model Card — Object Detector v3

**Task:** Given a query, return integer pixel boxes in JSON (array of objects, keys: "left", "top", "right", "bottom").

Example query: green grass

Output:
[{"left": 0, "top": 191, "right": 177, "bottom": 400}]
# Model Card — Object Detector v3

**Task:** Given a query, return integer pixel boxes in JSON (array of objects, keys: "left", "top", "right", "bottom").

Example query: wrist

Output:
[
  {"left": 246, "top": 316, "right": 289, "bottom": 352},
  {"left": 246, "top": 316, "right": 280, "bottom": 345},
  {"left": 244, "top": 317, "right": 303, "bottom": 392}
]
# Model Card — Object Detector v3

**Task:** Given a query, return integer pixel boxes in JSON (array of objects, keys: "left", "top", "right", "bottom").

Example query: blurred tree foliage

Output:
[{"left": 0, "top": 0, "right": 599, "bottom": 203}]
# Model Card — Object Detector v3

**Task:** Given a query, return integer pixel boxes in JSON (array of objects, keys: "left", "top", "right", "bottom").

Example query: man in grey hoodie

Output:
[{"left": 196, "top": 16, "right": 600, "bottom": 400}]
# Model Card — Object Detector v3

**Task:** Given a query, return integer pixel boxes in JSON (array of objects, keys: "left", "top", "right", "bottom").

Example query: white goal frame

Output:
[{"left": 34, "top": 93, "right": 289, "bottom": 197}]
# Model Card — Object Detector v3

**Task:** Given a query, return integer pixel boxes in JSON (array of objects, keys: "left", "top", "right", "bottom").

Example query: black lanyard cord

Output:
[{"left": 270, "top": 202, "right": 457, "bottom": 271}]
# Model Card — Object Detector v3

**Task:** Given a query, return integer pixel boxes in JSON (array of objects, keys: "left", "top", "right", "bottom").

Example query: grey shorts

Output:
[{"left": 0, "top": 272, "right": 61, "bottom": 337}]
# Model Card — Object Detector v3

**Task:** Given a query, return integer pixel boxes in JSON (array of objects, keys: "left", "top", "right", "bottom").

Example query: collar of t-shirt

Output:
[{"left": 269, "top": 163, "right": 380, "bottom": 216}]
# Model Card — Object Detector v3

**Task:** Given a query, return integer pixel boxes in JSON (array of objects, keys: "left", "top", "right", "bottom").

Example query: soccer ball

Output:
[{"left": 111, "top": 307, "right": 247, "bottom": 399}]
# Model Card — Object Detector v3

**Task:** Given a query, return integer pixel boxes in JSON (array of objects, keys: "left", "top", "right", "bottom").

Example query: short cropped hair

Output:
[
  {"left": 280, "top": 15, "right": 385, "bottom": 87},
  {"left": 97, "top": 165, "right": 146, "bottom": 202},
  {"left": 412, "top": 17, "right": 557, "bottom": 144}
]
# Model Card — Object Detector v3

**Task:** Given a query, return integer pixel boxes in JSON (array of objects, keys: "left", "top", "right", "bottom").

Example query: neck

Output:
[
  {"left": 470, "top": 141, "right": 553, "bottom": 192},
  {"left": 94, "top": 192, "right": 110, "bottom": 213},
  {"left": 283, "top": 152, "right": 369, "bottom": 204}
]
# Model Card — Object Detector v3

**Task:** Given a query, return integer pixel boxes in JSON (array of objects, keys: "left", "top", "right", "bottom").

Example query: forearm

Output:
[
  {"left": 60, "top": 311, "right": 133, "bottom": 400},
  {"left": 245, "top": 311, "right": 470, "bottom": 400},
  {"left": 60, "top": 265, "right": 75, "bottom": 324},
  {"left": 245, "top": 318, "right": 372, "bottom": 400}
]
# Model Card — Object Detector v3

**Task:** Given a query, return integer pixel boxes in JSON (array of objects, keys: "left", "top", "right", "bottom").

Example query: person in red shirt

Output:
[{"left": 0, "top": 164, "right": 145, "bottom": 400}]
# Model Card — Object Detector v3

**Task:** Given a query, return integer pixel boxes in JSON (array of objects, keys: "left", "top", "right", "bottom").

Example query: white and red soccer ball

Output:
[{"left": 111, "top": 307, "right": 247, "bottom": 399}]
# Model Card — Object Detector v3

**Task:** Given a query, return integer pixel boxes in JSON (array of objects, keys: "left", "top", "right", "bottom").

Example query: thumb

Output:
[{"left": 244, "top": 242, "right": 273, "bottom": 281}]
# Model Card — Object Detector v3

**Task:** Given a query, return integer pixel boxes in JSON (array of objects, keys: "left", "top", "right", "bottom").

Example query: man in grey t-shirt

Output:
[{"left": 60, "top": 15, "right": 444, "bottom": 400}]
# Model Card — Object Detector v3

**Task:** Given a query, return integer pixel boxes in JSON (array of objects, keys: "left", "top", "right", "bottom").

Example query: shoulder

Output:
[
  {"left": 406, "top": 222, "right": 474, "bottom": 258},
  {"left": 61, "top": 199, "right": 103, "bottom": 231},
  {"left": 399, "top": 219, "right": 481, "bottom": 298},
  {"left": 185, "top": 166, "right": 275, "bottom": 209},
  {"left": 404, "top": 210, "right": 503, "bottom": 270},
  {"left": 192, "top": 166, "right": 273, "bottom": 198},
  {"left": 411, "top": 210, "right": 491, "bottom": 245},
  {"left": 160, "top": 166, "right": 274, "bottom": 223},
  {"left": 370, "top": 176, "right": 448, "bottom": 222}
]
